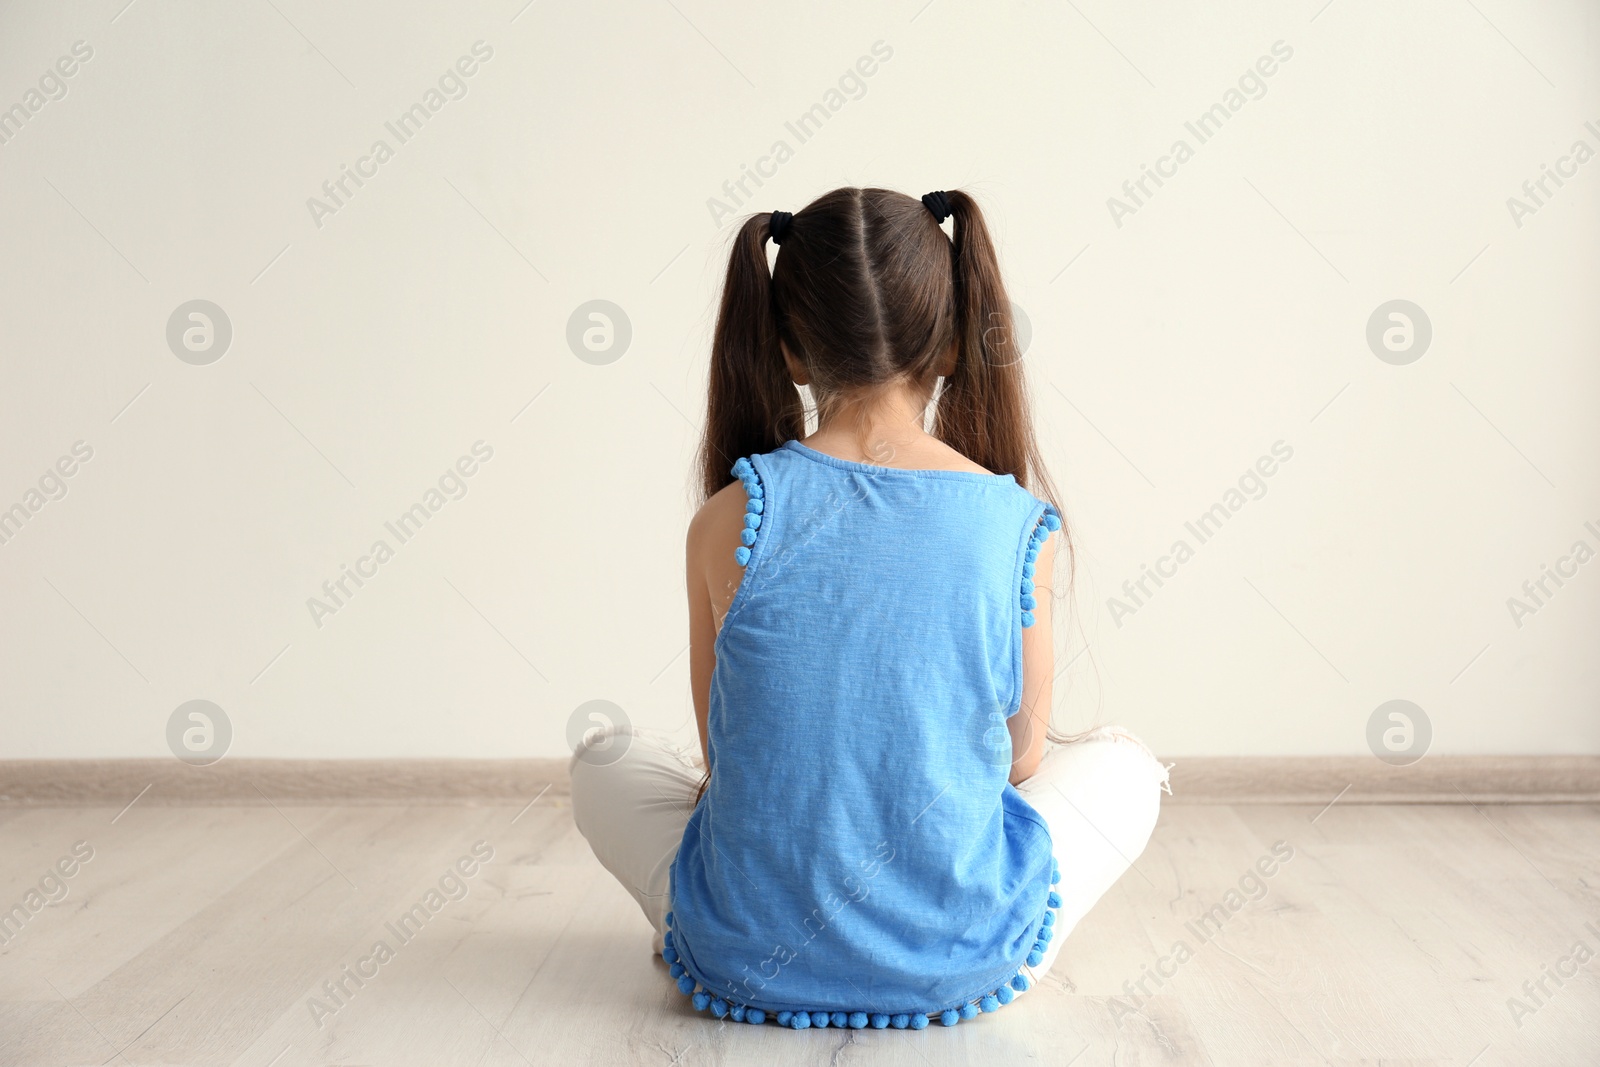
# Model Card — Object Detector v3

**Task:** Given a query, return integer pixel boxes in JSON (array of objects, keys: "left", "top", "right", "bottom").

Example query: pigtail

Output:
[
  {"left": 933, "top": 190, "right": 1060, "bottom": 511},
  {"left": 697, "top": 213, "right": 805, "bottom": 504},
  {"left": 934, "top": 189, "right": 1074, "bottom": 646}
]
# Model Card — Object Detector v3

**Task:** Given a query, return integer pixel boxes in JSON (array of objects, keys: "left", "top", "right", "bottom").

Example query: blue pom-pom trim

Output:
[
  {"left": 658, "top": 863, "right": 1062, "bottom": 1030},
  {"left": 729, "top": 457, "right": 770, "bottom": 568},
  {"left": 1019, "top": 504, "right": 1062, "bottom": 627}
]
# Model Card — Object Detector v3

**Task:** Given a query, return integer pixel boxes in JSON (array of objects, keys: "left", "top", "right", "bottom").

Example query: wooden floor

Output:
[{"left": 0, "top": 800, "right": 1595, "bottom": 1066}]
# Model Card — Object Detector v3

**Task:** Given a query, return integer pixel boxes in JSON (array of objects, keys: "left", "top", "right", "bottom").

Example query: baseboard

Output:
[
  {"left": 1166, "top": 756, "right": 1600, "bottom": 804},
  {"left": 0, "top": 759, "right": 572, "bottom": 807},
  {"left": 0, "top": 756, "right": 1595, "bottom": 806}
]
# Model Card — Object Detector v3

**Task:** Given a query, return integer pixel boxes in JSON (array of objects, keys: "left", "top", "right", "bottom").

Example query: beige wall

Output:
[{"left": 1, "top": 1, "right": 1595, "bottom": 760}]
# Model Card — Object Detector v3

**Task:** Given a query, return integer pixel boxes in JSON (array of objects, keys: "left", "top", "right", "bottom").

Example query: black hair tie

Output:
[
  {"left": 768, "top": 210, "right": 793, "bottom": 245},
  {"left": 921, "top": 190, "right": 953, "bottom": 224}
]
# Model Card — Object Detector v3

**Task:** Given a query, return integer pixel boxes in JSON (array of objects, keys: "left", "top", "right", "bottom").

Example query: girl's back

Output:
[{"left": 670, "top": 439, "right": 1061, "bottom": 1015}]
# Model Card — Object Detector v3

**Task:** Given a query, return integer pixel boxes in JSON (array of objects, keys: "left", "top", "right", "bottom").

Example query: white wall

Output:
[{"left": 1, "top": 0, "right": 1595, "bottom": 761}]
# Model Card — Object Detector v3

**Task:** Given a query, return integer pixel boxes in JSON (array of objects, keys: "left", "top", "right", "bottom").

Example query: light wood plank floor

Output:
[{"left": 0, "top": 800, "right": 1594, "bottom": 1066}]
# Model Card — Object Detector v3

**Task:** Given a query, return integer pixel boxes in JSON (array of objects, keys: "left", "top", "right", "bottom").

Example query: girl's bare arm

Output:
[
  {"left": 1009, "top": 531, "right": 1056, "bottom": 784},
  {"left": 686, "top": 482, "right": 748, "bottom": 768}
]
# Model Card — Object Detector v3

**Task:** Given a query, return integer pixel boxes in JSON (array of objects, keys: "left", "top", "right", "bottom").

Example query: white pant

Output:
[{"left": 570, "top": 725, "right": 1170, "bottom": 980}]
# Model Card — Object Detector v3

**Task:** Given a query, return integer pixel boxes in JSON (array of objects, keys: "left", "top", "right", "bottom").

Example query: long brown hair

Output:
[
  {"left": 698, "top": 187, "right": 1060, "bottom": 506},
  {"left": 693, "top": 188, "right": 1086, "bottom": 783}
]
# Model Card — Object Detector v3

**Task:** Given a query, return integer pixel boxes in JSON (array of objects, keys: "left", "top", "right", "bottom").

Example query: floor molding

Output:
[
  {"left": 1167, "top": 755, "right": 1600, "bottom": 804},
  {"left": 1, "top": 755, "right": 1595, "bottom": 806},
  {"left": 0, "top": 759, "right": 573, "bottom": 807}
]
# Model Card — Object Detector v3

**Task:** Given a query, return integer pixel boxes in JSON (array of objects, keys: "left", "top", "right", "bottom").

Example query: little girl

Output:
[{"left": 572, "top": 187, "right": 1170, "bottom": 1030}]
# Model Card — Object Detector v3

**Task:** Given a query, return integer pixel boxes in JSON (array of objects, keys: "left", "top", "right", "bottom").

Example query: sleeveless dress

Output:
[{"left": 661, "top": 439, "right": 1064, "bottom": 1030}]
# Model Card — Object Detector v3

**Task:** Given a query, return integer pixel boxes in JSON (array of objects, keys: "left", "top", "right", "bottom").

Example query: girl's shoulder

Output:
[
  {"left": 687, "top": 472, "right": 761, "bottom": 625},
  {"left": 688, "top": 479, "right": 749, "bottom": 556},
  {"left": 692, "top": 440, "right": 1050, "bottom": 542}
]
